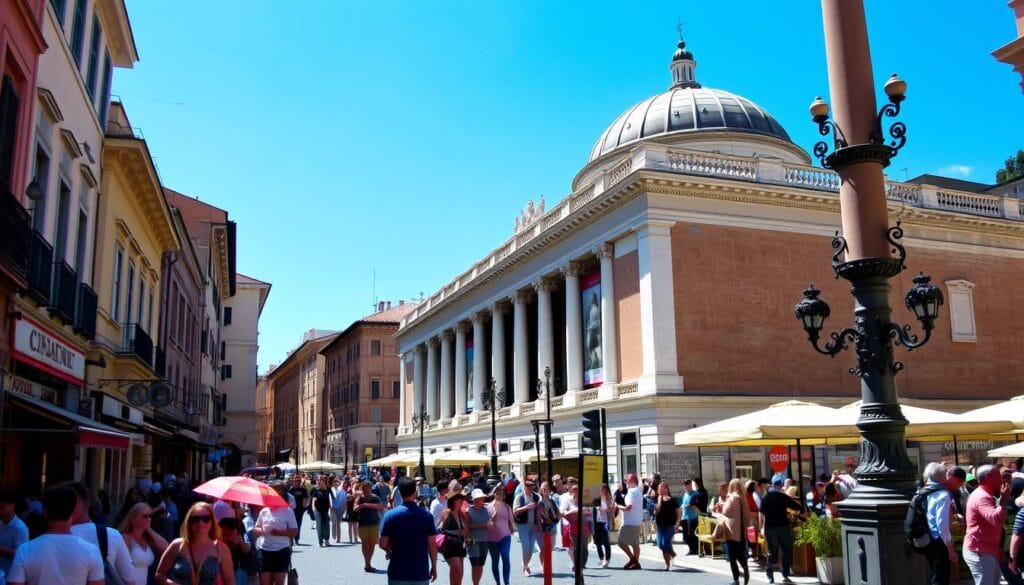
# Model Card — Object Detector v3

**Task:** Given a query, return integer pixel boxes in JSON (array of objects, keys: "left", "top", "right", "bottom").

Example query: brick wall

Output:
[{"left": 614, "top": 250, "right": 642, "bottom": 381}]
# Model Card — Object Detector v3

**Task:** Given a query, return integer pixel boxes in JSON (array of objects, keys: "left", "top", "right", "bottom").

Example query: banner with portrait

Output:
[
  {"left": 581, "top": 272, "right": 603, "bottom": 387},
  {"left": 466, "top": 339, "right": 475, "bottom": 412}
]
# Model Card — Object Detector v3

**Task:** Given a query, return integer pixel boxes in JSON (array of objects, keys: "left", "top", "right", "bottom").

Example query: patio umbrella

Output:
[
  {"left": 365, "top": 452, "right": 418, "bottom": 466},
  {"left": 988, "top": 442, "right": 1024, "bottom": 459},
  {"left": 193, "top": 476, "right": 288, "bottom": 508},
  {"left": 673, "top": 400, "right": 857, "bottom": 447},
  {"left": 426, "top": 451, "right": 491, "bottom": 466},
  {"left": 297, "top": 460, "right": 344, "bottom": 472}
]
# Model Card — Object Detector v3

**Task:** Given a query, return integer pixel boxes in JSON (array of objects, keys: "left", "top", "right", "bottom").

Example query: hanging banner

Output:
[
  {"left": 581, "top": 272, "right": 603, "bottom": 387},
  {"left": 466, "top": 338, "right": 475, "bottom": 412}
]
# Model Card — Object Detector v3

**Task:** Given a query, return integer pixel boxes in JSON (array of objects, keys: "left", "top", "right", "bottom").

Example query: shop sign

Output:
[
  {"left": 768, "top": 445, "right": 790, "bottom": 472},
  {"left": 4, "top": 373, "right": 59, "bottom": 405},
  {"left": 11, "top": 317, "right": 85, "bottom": 385}
]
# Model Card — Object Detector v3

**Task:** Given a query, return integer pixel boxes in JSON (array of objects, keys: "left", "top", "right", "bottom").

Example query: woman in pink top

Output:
[{"left": 487, "top": 486, "right": 516, "bottom": 585}]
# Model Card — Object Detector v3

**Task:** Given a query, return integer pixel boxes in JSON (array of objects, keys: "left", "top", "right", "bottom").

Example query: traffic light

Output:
[{"left": 582, "top": 409, "right": 602, "bottom": 451}]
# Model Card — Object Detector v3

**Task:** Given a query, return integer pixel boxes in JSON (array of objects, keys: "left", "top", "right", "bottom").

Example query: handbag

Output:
[
  {"left": 288, "top": 567, "right": 299, "bottom": 585},
  {"left": 710, "top": 519, "right": 729, "bottom": 543},
  {"left": 434, "top": 532, "right": 446, "bottom": 550},
  {"left": 746, "top": 525, "right": 758, "bottom": 544}
]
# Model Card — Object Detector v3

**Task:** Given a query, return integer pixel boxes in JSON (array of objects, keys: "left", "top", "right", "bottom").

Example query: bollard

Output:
[{"left": 544, "top": 531, "right": 552, "bottom": 585}]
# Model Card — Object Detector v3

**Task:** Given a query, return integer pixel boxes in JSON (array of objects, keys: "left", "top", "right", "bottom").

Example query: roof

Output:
[
  {"left": 237, "top": 273, "right": 271, "bottom": 286},
  {"left": 905, "top": 174, "right": 993, "bottom": 194},
  {"left": 320, "top": 302, "right": 420, "bottom": 354},
  {"left": 265, "top": 332, "right": 338, "bottom": 379},
  {"left": 234, "top": 272, "right": 271, "bottom": 316}
]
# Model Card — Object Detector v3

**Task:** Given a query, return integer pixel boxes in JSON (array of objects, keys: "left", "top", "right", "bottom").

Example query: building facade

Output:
[
  {"left": 321, "top": 301, "right": 417, "bottom": 470},
  {"left": 254, "top": 374, "right": 271, "bottom": 465},
  {"left": 268, "top": 330, "right": 335, "bottom": 465},
  {"left": 994, "top": 0, "right": 1024, "bottom": 94},
  {"left": 395, "top": 39, "right": 1024, "bottom": 487}
]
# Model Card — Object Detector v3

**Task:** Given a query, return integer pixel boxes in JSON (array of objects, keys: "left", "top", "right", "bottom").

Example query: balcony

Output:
[
  {"left": 74, "top": 283, "right": 97, "bottom": 340},
  {"left": 122, "top": 323, "right": 154, "bottom": 367},
  {"left": 0, "top": 186, "right": 30, "bottom": 281},
  {"left": 25, "top": 231, "right": 52, "bottom": 306},
  {"left": 48, "top": 261, "right": 77, "bottom": 323}
]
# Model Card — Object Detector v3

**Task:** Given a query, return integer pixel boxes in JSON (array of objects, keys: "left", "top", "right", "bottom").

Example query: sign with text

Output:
[
  {"left": 11, "top": 317, "right": 84, "bottom": 386},
  {"left": 768, "top": 445, "right": 790, "bottom": 472},
  {"left": 580, "top": 454, "right": 605, "bottom": 507}
]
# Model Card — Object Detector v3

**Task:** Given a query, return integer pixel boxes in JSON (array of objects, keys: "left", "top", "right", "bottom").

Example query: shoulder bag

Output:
[{"left": 95, "top": 524, "right": 127, "bottom": 585}]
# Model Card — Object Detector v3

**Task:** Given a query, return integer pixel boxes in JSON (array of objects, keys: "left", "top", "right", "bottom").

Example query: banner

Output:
[
  {"left": 466, "top": 338, "right": 475, "bottom": 412},
  {"left": 580, "top": 454, "right": 605, "bottom": 507},
  {"left": 581, "top": 272, "right": 603, "bottom": 387}
]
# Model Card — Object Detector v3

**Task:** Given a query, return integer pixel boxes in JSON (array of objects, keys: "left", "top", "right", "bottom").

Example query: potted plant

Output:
[{"left": 794, "top": 513, "right": 844, "bottom": 584}]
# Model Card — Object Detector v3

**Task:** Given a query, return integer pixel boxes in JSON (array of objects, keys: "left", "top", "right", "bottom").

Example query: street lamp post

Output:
[
  {"left": 375, "top": 424, "right": 385, "bottom": 461},
  {"left": 793, "top": 2, "right": 943, "bottom": 582},
  {"left": 481, "top": 377, "right": 506, "bottom": 487},
  {"left": 411, "top": 405, "right": 430, "bottom": 478},
  {"left": 342, "top": 429, "right": 350, "bottom": 475},
  {"left": 535, "top": 367, "right": 554, "bottom": 484}
]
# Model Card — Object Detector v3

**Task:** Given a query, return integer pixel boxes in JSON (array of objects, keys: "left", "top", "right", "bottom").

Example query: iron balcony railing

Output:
[
  {"left": 0, "top": 186, "right": 30, "bottom": 280},
  {"left": 25, "top": 231, "right": 52, "bottom": 306},
  {"left": 49, "top": 261, "right": 77, "bottom": 323},
  {"left": 122, "top": 322, "right": 154, "bottom": 366},
  {"left": 74, "top": 283, "right": 97, "bottom": 340}
]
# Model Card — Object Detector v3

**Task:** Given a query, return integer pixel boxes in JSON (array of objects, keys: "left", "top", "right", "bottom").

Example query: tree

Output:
[{"left": 996, "top": 149, "right": 1024, "bottom": 183}]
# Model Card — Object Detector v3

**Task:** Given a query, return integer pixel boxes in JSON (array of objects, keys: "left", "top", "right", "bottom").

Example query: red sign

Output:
[{"left": 768, "top": 445, "right": 790, "bottom": 472}]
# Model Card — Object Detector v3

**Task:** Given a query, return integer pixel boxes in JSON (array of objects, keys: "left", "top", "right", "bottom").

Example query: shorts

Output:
[
  {"left": 517, "top": 524, "right": 538, "bottom": 554},
  {"left": 359, "top": 525, "right": 379, "bottom": 543},
  {"left": 618, "top": 524, "right": 641, "bottom": 546},
  {"left": 467, "top": 541, "right": 489, "bottom": 566},
  {"left": 259, "top": 547, "right": 291, "bottom": 574}
]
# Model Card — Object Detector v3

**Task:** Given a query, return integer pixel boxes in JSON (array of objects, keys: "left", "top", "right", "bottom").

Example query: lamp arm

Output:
[
  {"left": 807, "top": 327, "right": 859, "bottom": 357},
  {"left": 886, "top": 321, "right": 932, "bottom": 351}
]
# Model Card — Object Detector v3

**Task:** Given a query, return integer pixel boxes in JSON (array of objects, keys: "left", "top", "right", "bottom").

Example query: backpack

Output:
[
  {"left": 904, "top": 485, "right": 943, "bottom": 554},
  {"left": 514, "top": 493, "right": 539, "bottom": 524}
]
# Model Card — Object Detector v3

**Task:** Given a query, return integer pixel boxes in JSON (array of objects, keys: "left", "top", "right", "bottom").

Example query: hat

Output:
[
  {"left": 771, "top": 472, "right": 786, "bottom": 486},
  {"left": 471, "top": 489, "right": 487, "bottom": 501},
  {"left": 784, "top": 486, "right": 799, "bottom": 498}
]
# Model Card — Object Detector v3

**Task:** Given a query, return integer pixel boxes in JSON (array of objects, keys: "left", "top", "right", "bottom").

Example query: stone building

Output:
[{"left": 268, "top": 329, "right": 336, "bottom": 465}]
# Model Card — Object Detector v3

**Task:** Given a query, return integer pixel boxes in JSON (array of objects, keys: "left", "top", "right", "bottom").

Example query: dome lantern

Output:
[{"left": 669, "top": 38, "right": 699, "bottom": 90}]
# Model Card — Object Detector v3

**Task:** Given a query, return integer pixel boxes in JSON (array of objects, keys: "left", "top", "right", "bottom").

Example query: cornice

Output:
[{"left": 103, "top": 139, "right": 178, "bottom": 253}]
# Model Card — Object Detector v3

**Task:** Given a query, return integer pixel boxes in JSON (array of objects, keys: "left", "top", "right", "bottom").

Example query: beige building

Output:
[
  {"left": 255, "top": 374, "right": 272, "bottom": 465},
  {"left": 994, "top": 0, "right": 1024, "bottom": 94},
  {"left": 268, "top": 329, "right": 336, "bottom": 464}
]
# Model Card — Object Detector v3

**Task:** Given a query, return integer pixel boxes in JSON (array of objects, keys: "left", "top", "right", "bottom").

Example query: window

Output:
[
  {"left": 147, "top": 290, "right": 154, "bottom": 335},
  {"left": 97, "top": 52, "right": 112, "bottom": 125},
  {"left": 945, "top": 280, "right": 977, "bottom": 342},
  {"left": 370, "top": 407, "right": 382, "bottom": 423},
  {"left": 371, "top": 380, "right": 381, "bottom": 400},
  {"left": 550, "top": 437, "right": 563, "bottom": 451},
  {"left": 137, "top": 279, "right": 145, "bottom": 327},
  {"left": 370, "top": 340, "right": 382, "bottom": 356},
  {"left": 224, "top": 306, "right": 232, "bottom": 325},
  {"left": 50, "top": 0, "right": 67, "bottom": 25},
  {"left": 125, "top": 261, "right": 135, "bottom": 324},
  {"left": 85, "top": 13, "right": 102, "bottom": 99},
  {"left": 392, "top": 380, "right": 400, "bottom": 399},
  {"left": 73, "top": 209, "right": 87, "bottom": 277},
  {"left": 221, "top": 365, "right": 232, "bottom": 380},
  {"left": 523, "top": 440, "right": 535, "bottom": 451},
  {"left": 0, "top": 76, "right": 20, "bottom": 191},
  {"left": 220, "top": 341, "right": 225, "bottom": 361},
  {"left": 70, "top": 0, "right": 87, "bottom": 66},
  {"left": 31, "top": 147, "right": 50, "bottom": 232},
  {"left": 111, "top": 244, "right": 123, "bottom": 320},
  {"left": 53, "top": 180, "right": 71, "bottom": 261}
]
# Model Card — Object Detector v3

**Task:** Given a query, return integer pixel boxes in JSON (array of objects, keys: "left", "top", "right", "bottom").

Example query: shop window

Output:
[{"left": 945, "top": 279, "right": 977, "bottom": 342}]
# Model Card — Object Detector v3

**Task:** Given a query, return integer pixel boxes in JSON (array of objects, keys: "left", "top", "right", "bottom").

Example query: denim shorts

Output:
[{"left": 517, "top": 524, "right": 538, "bottom": 554}]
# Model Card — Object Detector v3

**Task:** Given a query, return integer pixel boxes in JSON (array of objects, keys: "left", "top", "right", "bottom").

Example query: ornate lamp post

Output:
[
  {"left": 342, "top": 429, "right": 350, "bottom": 475},
  {"left": 535, "top": 367, "right": 555, "bottom": 483},
  {"left": 481, "top": 377, "right": 506, "bottom": 486},
  {"left": 793, "top": 2, "right": 944, "bottom": 582},
  {"left": 411, "top": 405, "right": 430, "bottom": 477},
  {"left": 375, "top": 424, "right": 386, "bottom": 461}
]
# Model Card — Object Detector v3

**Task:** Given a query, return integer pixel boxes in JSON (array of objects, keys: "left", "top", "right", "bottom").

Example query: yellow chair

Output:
[{"left": 696, "top": 516, "right": 723, "bottom": 559}]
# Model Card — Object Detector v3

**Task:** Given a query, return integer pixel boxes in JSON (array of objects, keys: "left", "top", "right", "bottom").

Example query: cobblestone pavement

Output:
[{"left": 288, "top": 523, "right": 829, "bottom": 585}]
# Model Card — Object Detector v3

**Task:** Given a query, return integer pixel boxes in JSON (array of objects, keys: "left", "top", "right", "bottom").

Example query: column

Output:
[
  {"left": 439, "top": 331, "right": 454, "bottom": 420},
  {"left": 512, "top": 290, "right": 531, "bottom": 404},
  {"left": 595, "top": 243, "right": 620, "bottom": 384},
  {"left": 491, "top": 301, "right": 507, "bottom": 396},
  {"left": 426, "top": 337, "right": 439, "bottom": 420},
  {"left": 535, "top": 278, "right": 556, "bottom": 382},
  {"left": 636, "top": 221, "right": 683, "bottom": 392},
  {"left": 471, "top": 312, "right": 488, "bottom": 411},
  {"left": 454, "top": 322, "right": 469, "bottom": 416},
  {"left": 413, "top": 344, "right": 426, "bottom": 415},
  {"left": 398, "top": 352, "right": 407, "bottom": 426},
  {"left": 562, "top": 262, "right": 584, "bottom": 394}
]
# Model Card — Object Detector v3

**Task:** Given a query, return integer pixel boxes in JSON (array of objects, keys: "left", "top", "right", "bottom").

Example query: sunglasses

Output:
[
  {"left": 189, "top": 515, "right": 213, "bottom": 524},
  {"left": 141, "top": 514, "right": 152, "bottom": 519}
]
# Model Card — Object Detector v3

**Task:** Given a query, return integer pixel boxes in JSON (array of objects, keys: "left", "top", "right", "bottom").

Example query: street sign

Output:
[{"left": 768, "top": 445, "right": 789, "bottom": 472}]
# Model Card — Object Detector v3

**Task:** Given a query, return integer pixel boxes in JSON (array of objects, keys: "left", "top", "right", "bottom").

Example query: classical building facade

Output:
[
  {"left": 395, "top": 39, "right": 1024, "bottom": 486},
  {"left": 268, "top": 330, "right": 336, "bottom": 465},
  {"left": 321, "top": 301, "right": 417, "bottom": 470},
  {"left": 995, "top": 0, "right": 1024, "bottom": 94}
]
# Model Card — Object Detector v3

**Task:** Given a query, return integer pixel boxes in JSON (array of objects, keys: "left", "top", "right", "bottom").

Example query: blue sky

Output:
[{"left": 112, "top": 1, "right": 1024, "bottom": 371}]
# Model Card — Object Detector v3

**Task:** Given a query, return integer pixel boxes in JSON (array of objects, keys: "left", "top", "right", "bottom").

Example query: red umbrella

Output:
[{"left": 193, "top": 476, "right": 288, "bottom": 508}]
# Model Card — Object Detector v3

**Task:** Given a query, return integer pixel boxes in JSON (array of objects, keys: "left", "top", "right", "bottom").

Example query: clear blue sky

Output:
[{"left": 112, "top": 1, "right": 1024, "bottom": 372}]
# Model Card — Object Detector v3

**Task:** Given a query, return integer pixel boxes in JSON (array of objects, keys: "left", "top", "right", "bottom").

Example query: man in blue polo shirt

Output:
[{"left": 380, "top": 476, "right": 438, "bottom": 585}]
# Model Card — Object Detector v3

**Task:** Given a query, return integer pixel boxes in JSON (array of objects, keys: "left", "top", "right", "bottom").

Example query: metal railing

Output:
[
  {"left": 0, "top": 187, "right": 30, "bottom": 280},
  {"left": 25, "top": 231, "right": 53, "bottom": 306},
  {"left": 49, "top": 261, "right": 77, "bottom": 323},
  {"left": 122, "top": 322, "right": 154, "bottom": 366},
  {"left": 74, "top": 283, "right": 97, "bottom": 340}
]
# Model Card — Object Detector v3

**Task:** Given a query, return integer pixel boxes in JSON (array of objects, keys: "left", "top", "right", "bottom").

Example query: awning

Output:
[
  {"left": 79, "top": 427, "right": 130, "bottom": 450},
  {"left": 5, "top": 391, "right": 130, "bottom": 451},
  {"left": 143, "top": 422, "right": 173, "bottom": 438}
]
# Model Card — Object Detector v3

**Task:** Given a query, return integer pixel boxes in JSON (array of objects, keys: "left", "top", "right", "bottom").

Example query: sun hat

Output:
[{"left": 471, "top": 489, "right": 486, "bottom": 501}]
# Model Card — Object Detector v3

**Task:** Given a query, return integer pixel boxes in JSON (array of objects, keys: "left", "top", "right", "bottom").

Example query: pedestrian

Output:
[
  {"left": 560, "top": 482, "right": 592, "bottom": 572},
  {"left": 593, "top": 483, "right": 614, "bottom": 567},
  {"left": 430, "top": 482, "right": 451, "bottom": 531},
  {"left": 917, "top": 462, "right": 957, "bottom": 585},
  {"left": 7, "top": 486, "right": 104, "bottom": 585},
  {"left": 744, "top": 480, "right": 762, "bottom": 563},
  {"left": 380, "top": 476, "right": 439, "bottom": 585},
  {"left": 679, "top": 479, "right": 699, "bottom": 555},
  {"left": 252, "top": 482, "right": 298, "bottom": 585},
  {"left": 68, "top": 482, "right": 136, "bottom": 585},
  {"left": 711, "top": 481, "right": 729, "bottom": 513},
  {"left": 718, "top": 478, "right": 754, "bottom": 585},
  {"left": 119, "top": 502, "right": 169, "bottom": 585},
  {"left": 440, "top": 490, "right": 469, "bottom": 585},
  {"left": 653, "top": 481, "right": 680, "bottom": 571},
  {"left": 329, "top": 477, "right": 347, "bottom": 544},
  {"left": 964, "top": 464, "right": 1012, "bottom": 585},
  {"left": 512, "top": 479, "right": 540, "bottom": 576},
  {"left": 614, "top": 473, "right": 644, "bottom": 570},
  {"left": 466, "top": 490, "right": 491, "bottom": 585},
  {"left": 355, "top": 479, "right": 386, "bottom": 572},
  {"left": 486, "top": 485, "right": 514, "bottom": 585},
  {"left": 759, "top": 477, "right": 802, "bottom": 584},
  {"left": 154, "top": 502, "right": 235, "bottom": 585},
  {"left": 310, "top": 477, "right": 332, "bottom": 547},
  {"left": 287, "top": 475, "right": 309, "bottom": 545},
  {"left": 0, "top": 487, "right": 29, "bottom": 580},
  {"left": 219, "top": 517, "right": 256, "bottom": 585},
  {"left": 346, "top": 480, "right": 361, "bottom": 544}
]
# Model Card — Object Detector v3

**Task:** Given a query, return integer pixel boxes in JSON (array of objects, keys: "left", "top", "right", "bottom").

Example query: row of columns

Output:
[{"left": 405, "top": 244, "right": 621, "bottom": 424}]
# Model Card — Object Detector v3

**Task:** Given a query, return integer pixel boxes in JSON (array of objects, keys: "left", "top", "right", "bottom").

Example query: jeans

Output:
[
  {"left": 963, "top": 549, "right": 1001, "bottom": 585},
  {"left": 315, "top": 509, "right": 331, "bottom": 544},
  {"left": 724, "top": 540, "right": 750, "bottom": 584},
  {"left": 765, "top": 526, "right": 794, "bottom": 581},
  {"left": 925, "top": 538, "right": 950, "bottom": 585},
  {"left": 681, "top": 517, "right": 698, "bottom": 553},
  {"left": 293, "top": 508, "right": 305, "bottom": 542},
  {"left": 592, "top": 521, "right": 611, "bottom": 561},
  {"left": 655, "top": 525, "right": 676, "bottom": 556},
  {"left": 330, "top": 507, "right": 344, "bottom": 541},
  {"left": 488, "top": 536, "right": 511, "bottom": 585}
]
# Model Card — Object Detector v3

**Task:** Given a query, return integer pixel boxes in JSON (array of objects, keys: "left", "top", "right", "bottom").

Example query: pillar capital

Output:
[
  {"left": 593, "top": 242, "right": 614, "bottom": 261},
  {"left": 533, "top": 277, "right": 559, "bottom": 293},
  {"left": 510, "top": 289, "right": 533, "bottom": 305},
  {"left": 471, "top": 311, "right": 490, "bottom": 325},
  {"left": 560, "top": 261, "right": 584, "bottom": 278},
  {"left": 427, "top": 336, "right": 440, "bottom": 348},
  {"left": 454, "top": 321, "right": 471, "bottom": 334},
  {"left": 492, "top": 299, "right": 511, "bottom": 315},
  {"left": 440, "top": 330, "right": 454, "bottom": 343}
]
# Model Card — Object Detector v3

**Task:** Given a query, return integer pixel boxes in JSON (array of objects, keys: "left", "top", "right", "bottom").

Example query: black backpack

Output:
[{"left": 904, "top": 485, "right": 943, "bottom": 554}]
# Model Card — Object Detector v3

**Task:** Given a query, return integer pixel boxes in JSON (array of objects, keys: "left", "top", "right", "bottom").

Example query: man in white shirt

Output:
[
  {"left": 429, "top": 482, "right": 450, "bottom": 530},
  {"left": 67, "top": 483, "right": 135, "bottom": 585},
  {"left": 7, "top": 485, "right": 104, "bottom": 585},
  {"left": 615, "top": 473, "right": 644, "bottom": 570},
  {"left": 0, "top": 488, "right": 29, "bottom": 581}
]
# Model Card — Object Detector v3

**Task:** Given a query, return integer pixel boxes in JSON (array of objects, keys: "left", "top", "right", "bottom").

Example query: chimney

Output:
[
  {"left": 378, "top": 301, "right": 385, "bottom": 312},
  {"left": 386, "top": 301, "right": 392, "bottom": 310},
  {"left": 399, "top": 300, "right": 404, "bottom": 305}
]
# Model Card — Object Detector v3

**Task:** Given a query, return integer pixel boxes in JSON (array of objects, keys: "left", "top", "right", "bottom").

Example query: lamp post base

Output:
[{"left": 838, "top": 482, "right": 926, "bottom": 584}]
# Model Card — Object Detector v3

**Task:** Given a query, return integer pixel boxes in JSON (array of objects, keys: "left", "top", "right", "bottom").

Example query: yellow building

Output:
[{"left": 89, "top": 101, "right": 179, "bottom": 483}]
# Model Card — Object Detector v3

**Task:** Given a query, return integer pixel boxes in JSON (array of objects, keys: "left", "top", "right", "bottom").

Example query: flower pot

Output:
[{"left": 815, "top": 556, "right": 845, "bottom": 584}]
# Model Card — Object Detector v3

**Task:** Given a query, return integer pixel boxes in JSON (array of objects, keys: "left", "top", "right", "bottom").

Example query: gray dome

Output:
[{"left": 589, "top": 86, "right": 793, "bottom": 163}]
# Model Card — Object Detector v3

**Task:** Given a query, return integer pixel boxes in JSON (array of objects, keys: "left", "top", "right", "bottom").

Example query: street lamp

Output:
[
  {"left": 481, "top": 377, "right": 506, "bottom": 487},
  {"left": 411, "top": 405, "right": 430, "bottom": 478},
  {"left": 535, "top": 367, "right": 555, "bottom": 484},
  {"left": 342, "top": 429, "right": 350, "bottom": 476},
  {"left": 793, "top": 3, "right": 942, "bottom": 582},
  {"left": 375, "top": 424, "right": 386, "bottom": 461}
]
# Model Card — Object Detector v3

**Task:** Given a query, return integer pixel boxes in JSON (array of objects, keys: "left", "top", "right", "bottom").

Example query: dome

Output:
[{"left": 588, "top": 86, "right": 793, "bottom": 162}]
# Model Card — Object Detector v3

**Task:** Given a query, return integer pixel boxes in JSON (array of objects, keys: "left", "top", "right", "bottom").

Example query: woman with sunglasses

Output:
[
  {"left": 155, "top": 502, "right": 235, "bottom": 585},
  {"left": 119, "top": 502, "right": 169, "bottom": 585},
  {"left": 252, "top": 482, "right": 299, "bottom": 585}
]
